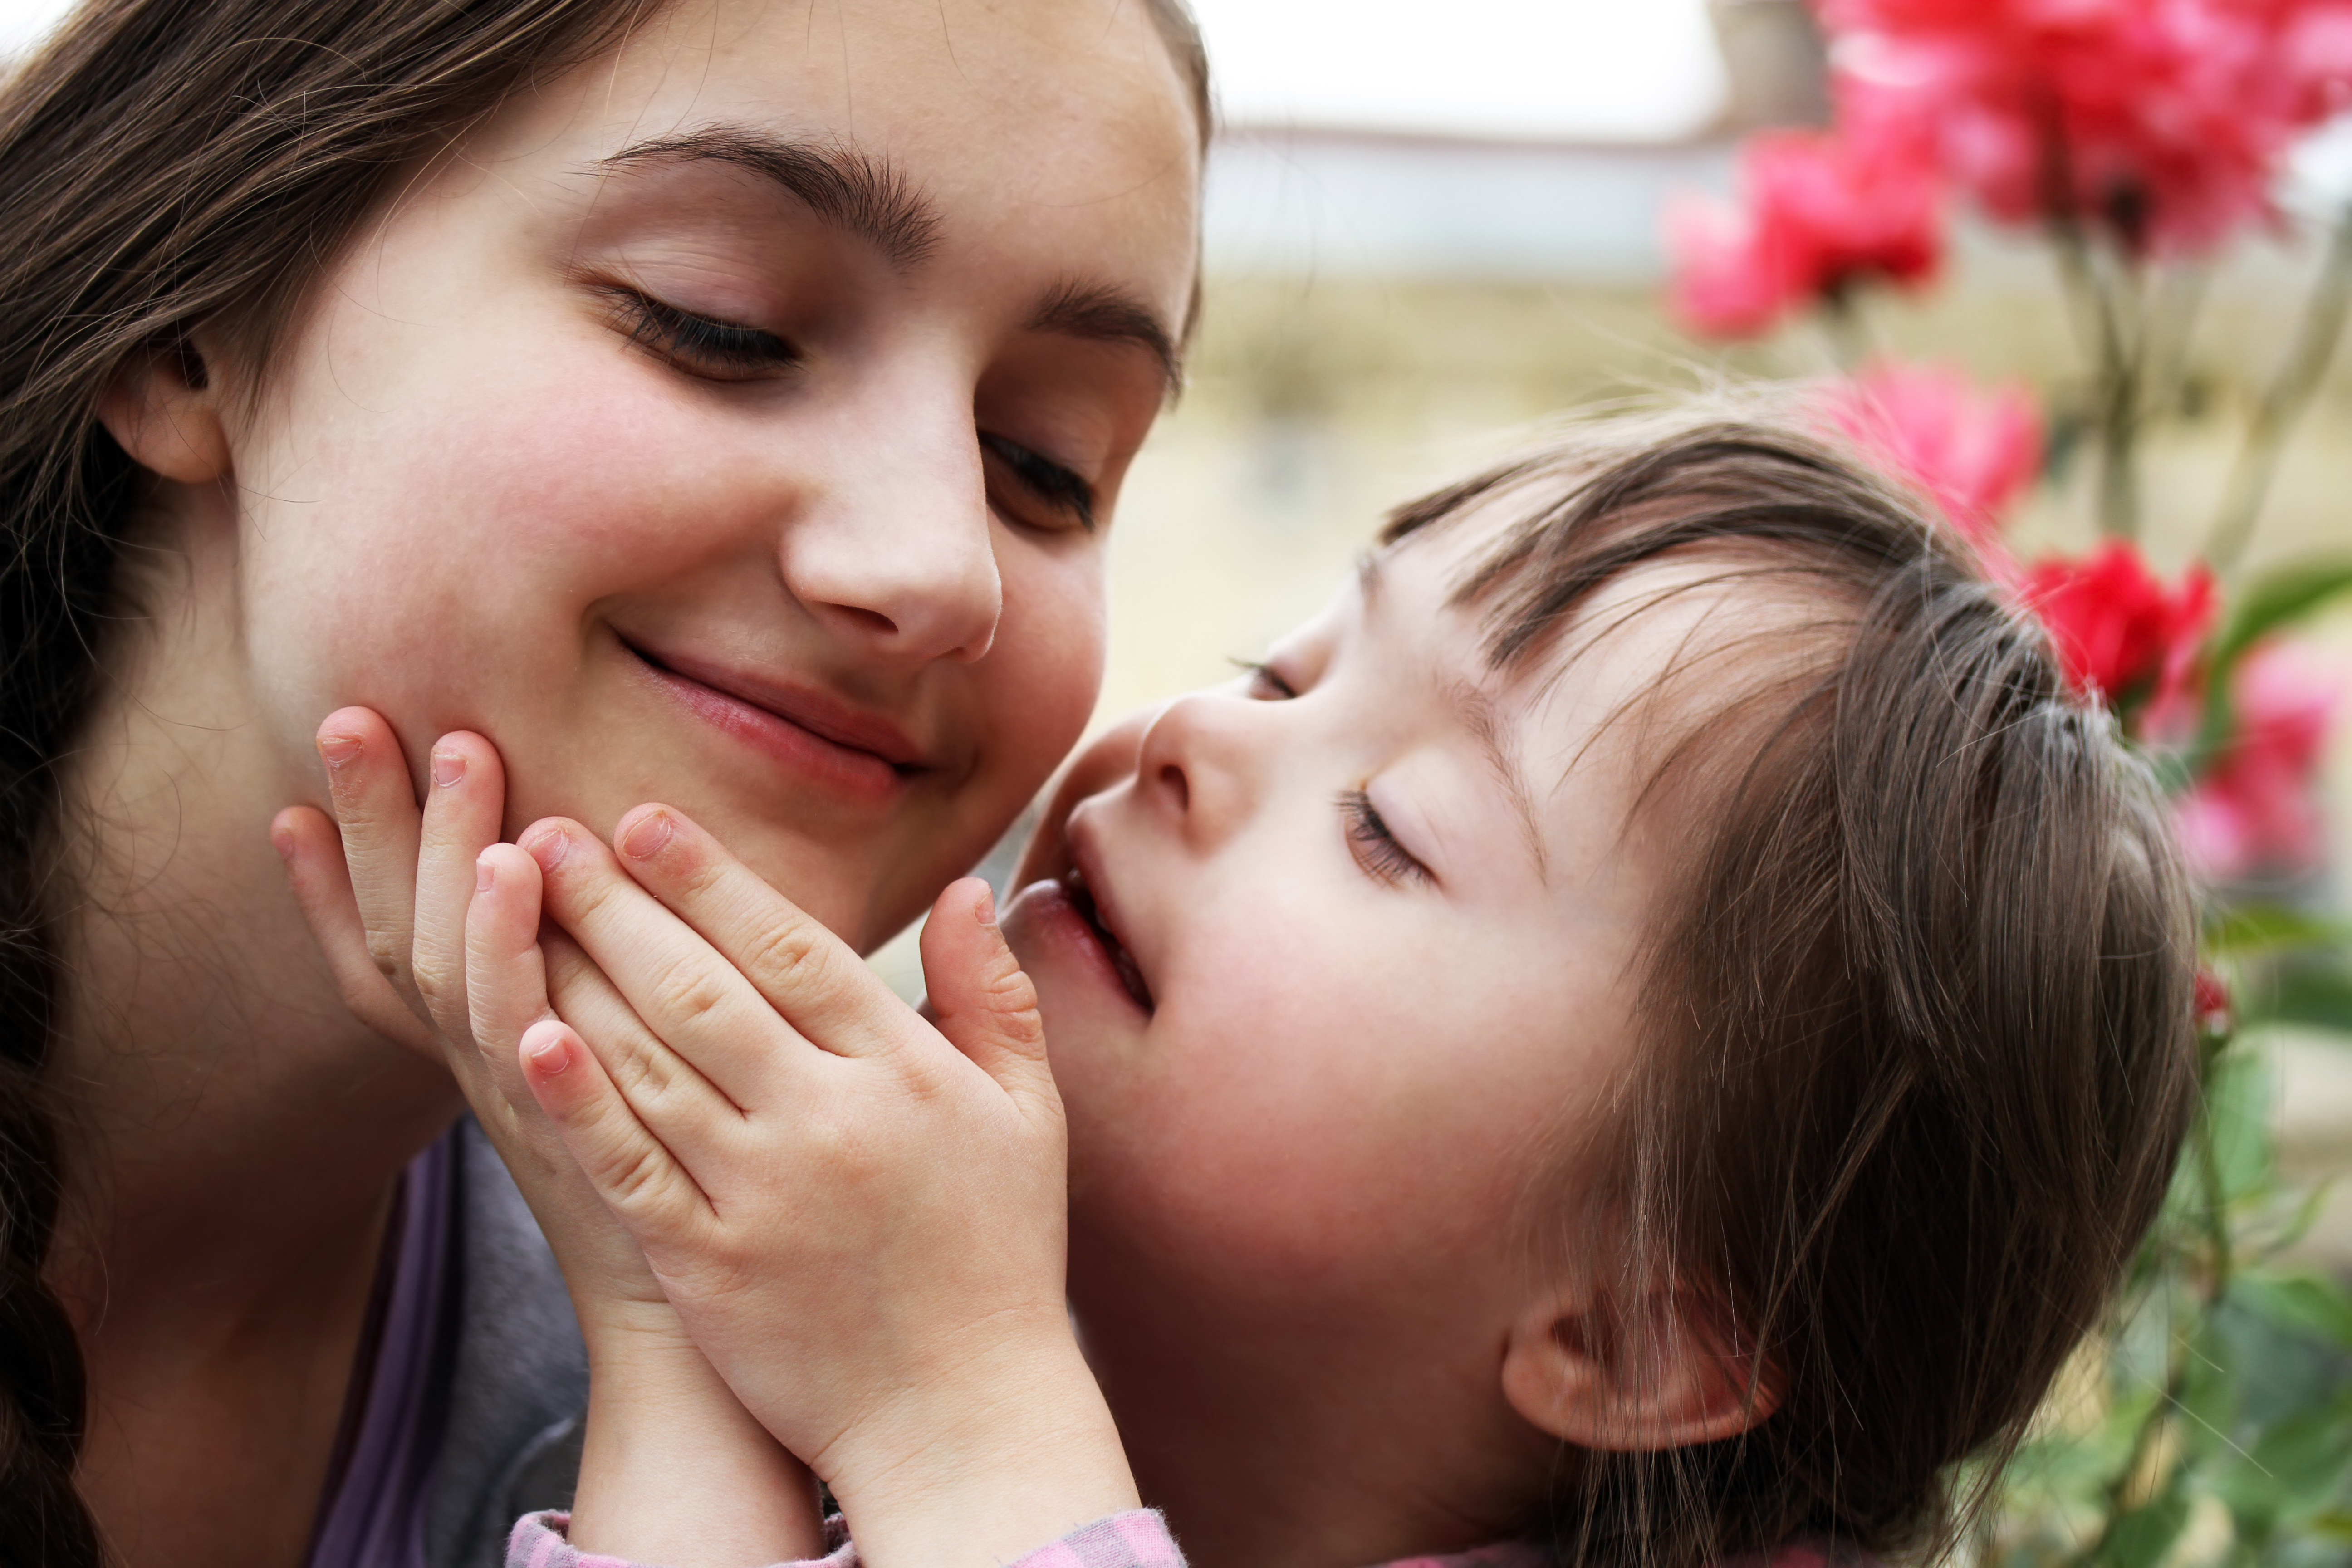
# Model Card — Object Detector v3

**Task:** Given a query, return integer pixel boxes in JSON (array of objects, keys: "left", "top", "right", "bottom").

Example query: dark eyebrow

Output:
[
  {"left": 1027, "top": 279, "right": 1183, "bottom": 394},
  {"left": 594, "top": 128, "right": 941, "bottom": 269}
]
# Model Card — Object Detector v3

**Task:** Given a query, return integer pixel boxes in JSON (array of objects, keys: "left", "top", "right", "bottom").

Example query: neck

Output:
[
  {"left": 1070, "top": 1225, "right": 1550, "bottom": 1568},
  {"left": 43, "top": 500, "right": 458, "bottom": 1401}
]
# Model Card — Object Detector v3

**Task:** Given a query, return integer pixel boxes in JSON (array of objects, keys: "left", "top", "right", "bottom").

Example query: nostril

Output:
[
  {"left": 1159, "top": 762, "right": 1188, "bottom": 811},
  {"left": 833, "top": 604, "right": 897, "bottom": 637}
]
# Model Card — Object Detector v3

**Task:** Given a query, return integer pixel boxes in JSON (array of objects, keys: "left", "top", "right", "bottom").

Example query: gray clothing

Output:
[{"left": 422, "top": 1117, "right": 589, "bottom": 1568}]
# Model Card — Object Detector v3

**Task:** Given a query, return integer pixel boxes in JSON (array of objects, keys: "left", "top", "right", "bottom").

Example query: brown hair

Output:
[
  {"left": 0, "top": 0, "right": 1206, "bottom": 1560},
  {"left": 1383, "top": 415, "right": 2199, "bottom": 1568}
]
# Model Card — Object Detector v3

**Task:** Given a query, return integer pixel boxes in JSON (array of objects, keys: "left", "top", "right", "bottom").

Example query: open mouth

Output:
[{"left": 1063, "top": 865, "right": 1155, "bottom": 1013}]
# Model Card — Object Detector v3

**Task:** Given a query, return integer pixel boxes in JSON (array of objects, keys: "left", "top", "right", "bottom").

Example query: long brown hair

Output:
[
  {"left": 1385, "top": 416, "right": 2199, "bottom": 1568},
  {"left": 0, "top": 1, "right": 1207, "bottom": 1560}
]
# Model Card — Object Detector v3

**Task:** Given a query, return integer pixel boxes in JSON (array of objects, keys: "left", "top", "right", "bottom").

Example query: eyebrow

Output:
[
  {"left": 1027, "top": 278, "right": 1184, "bottom": 393},
  {"left": 1453, "top": 683, "right": 1550, "bottom": 881},
  {"left": 594, "top": 128, "right": 942, "bottom": 269}
]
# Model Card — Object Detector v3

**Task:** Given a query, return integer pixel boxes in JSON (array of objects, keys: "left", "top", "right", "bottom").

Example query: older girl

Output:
[
  {"left": 0, "top": 0, "right": 1204, "bottom": 1563},
  {"left": 330, "top": 418, "right": 2201, "bottom": 1568}
]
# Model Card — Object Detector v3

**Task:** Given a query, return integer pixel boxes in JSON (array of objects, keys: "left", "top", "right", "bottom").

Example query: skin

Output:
[
  {"left": 59, "top": 1, "right": 1199, "bottom": 1563},
  {"left": 341, "top": 520, "right": 1778, "bottom": 1568}
]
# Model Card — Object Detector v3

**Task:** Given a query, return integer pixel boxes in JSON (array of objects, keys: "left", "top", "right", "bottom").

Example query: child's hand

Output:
[
  {"left": 276, "top": 712, "right": 826, "bottom": 1563},
  {"left": 272, "top": 710, "right": 663, "bottom": 1321},
  {"left": 512, "top": 805, "right": 1137, "bottom": 1568}
]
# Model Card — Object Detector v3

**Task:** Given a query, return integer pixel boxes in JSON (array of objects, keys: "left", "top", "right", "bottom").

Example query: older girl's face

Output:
[{"left": 229, "top": 0, "right": 1198, "bottom": 950}]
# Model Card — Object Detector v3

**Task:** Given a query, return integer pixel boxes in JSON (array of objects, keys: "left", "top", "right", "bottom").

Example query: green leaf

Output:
[
  {"left": 2205, "top": 903, "right": 2352, "bottom": 959},
  {"left": 2231, "top": 1272, "right": 2352, "bottom": 1351},
  {"left": 2102, "top": 1486, "right": 2192, "bottom": 1568},
  {"left": 2195, "top": 557, "right": 2352, "bottom": 761},
  {"left": 2242, "top": 960, "right": 2352, "bottom": 1036},
  {"left": 2210, "top": 559, "right": 2352, "bottom": 670}
]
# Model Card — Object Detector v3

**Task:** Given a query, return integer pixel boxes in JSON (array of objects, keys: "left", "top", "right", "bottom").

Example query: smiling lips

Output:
[{"left": 629, "top": 641, "right": 928, "bottom": 804}]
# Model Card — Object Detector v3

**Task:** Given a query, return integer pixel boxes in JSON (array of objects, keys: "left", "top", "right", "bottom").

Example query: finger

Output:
[
  {"left": 315, "top": 706, "right": 426, "bottom": 1016},
  {"left": 539, "top": 927, "right": 748, "bottom": 1168},
  {"left": 607, "top": 803, "right": 903, "bottom": 1058},
  {"left": 412, "top": 732, "right": 507, "bottom": 1030},
  {"left": 524, "top": 817, "right": 815, "bottom": 1105},
  {"left": 465, "top": 843, "right": 555, "bottom": 1110},
  {"left": 919, "top": 879, "right": 1057, "bottom": 1114},
  {"left": 519, "top": 1019, "right": 715, "bottom": 1249},
  {"left": 272, "top": 805, "right": 437, "bottom": 1055}
]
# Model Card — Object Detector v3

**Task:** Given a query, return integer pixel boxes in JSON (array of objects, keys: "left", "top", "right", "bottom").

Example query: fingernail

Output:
[
  {"left": 522, "top": 826, "right": 570, "bottom": 872},
  {"left": 271, "top": 824, "right": 295, "bottom": 863},
  {"left": 431, "top": 747, "right": 466, "bottom": 789},
  {"left": 475, "top": 853, "right": 496, "bottom": 893},
  {"left": 974, "top": 884, "right": 996, "bottom": 926},
  {"left": 318, "top": 733, "right": 359, "bottom": 771},
  {"left": 524, "top": 1028, "right": 571, "bottom": 1075},
  {"left": 619, "top": 810, "right": 673, "bottom": 861}
]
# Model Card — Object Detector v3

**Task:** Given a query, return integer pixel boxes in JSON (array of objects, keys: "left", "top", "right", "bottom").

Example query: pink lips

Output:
[
  {"left": 629, "top": 642, "right": 927, "bottom": 805},
  {"left": 1065, "top": 828, "right": 1154, "bottom": 1012}
]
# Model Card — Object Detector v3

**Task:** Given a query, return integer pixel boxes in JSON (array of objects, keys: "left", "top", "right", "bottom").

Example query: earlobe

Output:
[
  {"left": 1500, "top": 1288, "right": 1781, "bottom": 1453},
  {"left": 95, "top": 330, "right": 232, "bottom": 484}
]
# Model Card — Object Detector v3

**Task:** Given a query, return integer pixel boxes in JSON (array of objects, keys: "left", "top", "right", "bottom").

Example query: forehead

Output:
[
  {"left": 456, "top": 0, "right": 1200, "bottom": 285},
  {"left": 1375, "top": 519, "right": 1799, "bottom": 863}
]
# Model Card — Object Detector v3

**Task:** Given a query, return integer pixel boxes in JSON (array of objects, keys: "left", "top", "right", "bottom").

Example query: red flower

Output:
[
  {"left": 2018, "top": 541, "right": 2216, "bottom": 707},
  {"left": 2175, "top": 640, "right": 2342, "bottom": 880},
  {"left": 1816, "top": 362, "right": 2042, "bottom": 560},
  {"left": 1666, "top": 129, "right": 1944, "bottom": 337},
  {"left": 1818, "top": 0, "right": 2352, "bottom": 257},
  {"left": 2194, "top": 967, "right": 2233, "bottom": 1032}
]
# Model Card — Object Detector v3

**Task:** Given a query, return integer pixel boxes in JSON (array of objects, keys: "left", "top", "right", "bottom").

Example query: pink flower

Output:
[
  {"left": 2018, "top": 541, "right": 2217, "bottom": 709},
  {"left": 1816, "top": 362, "right": 2042, "bottom": 560},
  {"left": 1666, "top": 129, "right": 1944, "bottom": 338},
  {"left": 2174, "top": 640, "right": 2343, "bottom": 880},
  {"left": 1817, "top": 0, "right": 2352, "bottom": 257}
]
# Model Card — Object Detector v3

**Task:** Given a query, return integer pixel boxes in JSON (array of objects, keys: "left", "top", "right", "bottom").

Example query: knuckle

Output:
[
  {"left": 745, "top": 918, "right": 833, "bottom": 995},
  {"left": 646, "top": 952, "right": 728, "bottom": 1029}
]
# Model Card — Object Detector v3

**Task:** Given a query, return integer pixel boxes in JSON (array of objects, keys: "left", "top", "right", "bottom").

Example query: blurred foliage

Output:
[{"left": 1981, "top": 559, "right": 2352, "bottom": 1568}]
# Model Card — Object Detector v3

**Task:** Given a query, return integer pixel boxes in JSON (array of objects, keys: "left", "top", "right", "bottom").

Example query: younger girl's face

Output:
[
  {"left": 226, "top": 0, "right": 1197, "bottom": 951},
  {"left": 1004, "top": 527, "right": 1714, "bottom": 1360}
]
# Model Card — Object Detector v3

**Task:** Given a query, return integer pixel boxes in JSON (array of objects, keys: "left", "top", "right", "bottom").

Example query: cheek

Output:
[
  {"left": 974, "top": 540, "right": 1106, "bottom": 790},
  {"left": 234, "top": 303, "right": 764, "bottom": 749},
  {"left": 1059, "top": 897, "right": 1583, "bottom": 1301}
]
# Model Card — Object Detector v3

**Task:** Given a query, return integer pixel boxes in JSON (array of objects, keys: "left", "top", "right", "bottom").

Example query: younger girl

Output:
[{"left": 335, "top": 417, "right": 2200, "bottom": 1568}]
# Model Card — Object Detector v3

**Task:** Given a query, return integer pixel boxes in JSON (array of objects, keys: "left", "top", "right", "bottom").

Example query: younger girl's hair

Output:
[
  {"left": 0, "top": 1, "right": 1207, "bottom": 1561},
  {"left": 1384, "top": 414, "right": 2199, "bottom": 1568}
]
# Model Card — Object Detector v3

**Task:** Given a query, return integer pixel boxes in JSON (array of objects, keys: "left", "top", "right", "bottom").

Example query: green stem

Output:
[
  {"left": 2051, "top": 216, "right": 2144, "bottom": 539},
  {"left": 2205, "top": 207, "right": 2352, "bottom": 577},
  {"left": 1818, "top": 286, "right": 1872, "bottom": 373}
]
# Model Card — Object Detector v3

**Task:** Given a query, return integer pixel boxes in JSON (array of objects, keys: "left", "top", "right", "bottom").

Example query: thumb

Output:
[{"left": 919, "top": 878, "right": 1055, "bottom": 1106}]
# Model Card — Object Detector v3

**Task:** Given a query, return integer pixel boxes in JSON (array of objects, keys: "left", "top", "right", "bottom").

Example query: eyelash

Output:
[
  {"left": 603, "top": 287, "right": 798, "bottom": 378},
  {"left": 603, "top": 285, "right": 1096, "bottom": 533},
  {"left": 979, "top": 431, "right": 1098, "bottom": 534},
  {"left": 1236, "top": 660, "right": 1296, "bottom": 698},
  {"left": 1340, "top": 790, "right": 1431, "bottom": 887}
]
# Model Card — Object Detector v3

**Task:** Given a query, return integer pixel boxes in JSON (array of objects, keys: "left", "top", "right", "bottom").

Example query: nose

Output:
[
  {"left": 777, "top": 378, "right": 1002, "bottom": 666},
  {"left": 1135, "top": 692, "right": 1261, "bottom": 849}
]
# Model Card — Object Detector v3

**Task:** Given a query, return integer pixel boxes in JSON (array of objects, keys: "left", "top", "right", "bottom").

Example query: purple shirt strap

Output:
[{"left": 506, "top": 1509, "right": 1186, "bottom": 1568}]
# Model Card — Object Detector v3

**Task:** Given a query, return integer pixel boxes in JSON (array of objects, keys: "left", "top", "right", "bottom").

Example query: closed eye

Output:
[
  {"left": 598, "top": 286, "right": 798, "bottom": 379},
  {"left": 1234, "top": 659, "right": 1296, "bottom": 698},
  {"left": 980, "top": 432, "right": 1097, "bottom": 534},
  {"left": 1340, "top": 789, "right": 1432, "bottom": 887}
]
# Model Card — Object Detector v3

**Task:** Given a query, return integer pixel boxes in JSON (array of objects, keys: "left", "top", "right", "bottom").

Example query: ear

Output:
[
  {"left": 1500, "top": 1284, "right": 1781, "bottom": 1453},
  {"left": 95, "top": 329, "right": 231, "bottom": 484}
]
